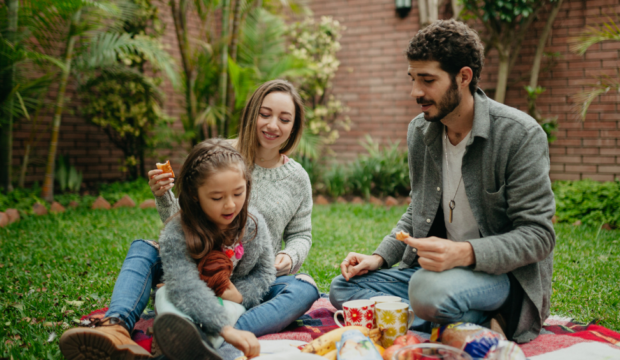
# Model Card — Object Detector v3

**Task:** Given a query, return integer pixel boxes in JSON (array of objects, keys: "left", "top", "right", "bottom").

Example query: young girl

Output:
[
  {"left": 154, "top": 138, "right": 274, "bottom": 360},
  {"left": 59, "top": 80, "right": 318, "bottom": 360}
]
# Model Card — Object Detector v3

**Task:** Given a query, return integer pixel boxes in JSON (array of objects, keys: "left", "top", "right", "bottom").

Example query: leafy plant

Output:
[
  {"left": 553, "top": 180, "right": 620, "bottom": 228},
  {"left": 54, "top": 155, "right": 83, "bottom": 193},
  {"left": 35, "top": 0, "right": 178, "bottom": 201},
  {"left": 287, "top": 16, "right": 349, "bottom": 157},
  {"left": 570, "top": 14, "right": 619, "bottom": 120},
  {"left": 462, "top": 0, "right": 557, "bottom": 103},
  {"left": 524, "top": 85, "right": 558, "bottom": 142},
  {"left": 81, "top": 70, "right": 174, "bottom": 180},
  {"left": 318, "top": 136, "right": 410, "bottom": 198},
  {"left": 323, "top": 165, "right": 348, "bottom": 198},
  {"left": 98, "top": 177, "right": 153, "bottom": 204}
]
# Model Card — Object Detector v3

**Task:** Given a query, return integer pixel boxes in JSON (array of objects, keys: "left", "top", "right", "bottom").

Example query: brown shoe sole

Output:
[
  {"left": 59, "top": 328, "right": 152, "bottom": 360},
  {"left": 153, "top": 313, "right": 223, "bottom": 360}
]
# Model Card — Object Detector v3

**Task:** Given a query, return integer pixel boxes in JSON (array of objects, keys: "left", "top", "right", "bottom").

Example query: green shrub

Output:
[
  {"left": 0, "top": 184, "right": 46, "bottom": 214},
  {"left": 346, "top": 136, "right": 410, "bottom": 198},
  {"left": 553, "top": 180, "right": 620, "bottom": 227},
  {"left": 98, "top": 177, "right": 153, "bottom": 204},
  {"left": 324, "top": 166, "right": 348, "bottom": 198}
]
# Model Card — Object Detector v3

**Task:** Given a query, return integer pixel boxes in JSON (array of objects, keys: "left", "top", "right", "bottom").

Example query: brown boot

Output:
[{"left": 59, "top": 317, "right": 152, "bottom": 360}]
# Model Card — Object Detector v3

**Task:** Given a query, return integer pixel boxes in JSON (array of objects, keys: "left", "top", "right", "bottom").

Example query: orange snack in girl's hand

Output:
[
  {"left": 156, "top": 160, "right": 175, "bottom": 178},
  {"left": 395, "top": 231, "right": 409, "bottom": 241}
]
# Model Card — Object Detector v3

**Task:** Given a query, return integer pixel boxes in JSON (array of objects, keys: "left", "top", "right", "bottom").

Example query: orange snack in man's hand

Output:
[
  {"left": 156, "top": 160, "right": 175, "bottom": 178},
  {"left": 395, "top": 230, "right": 409, "bottom": 241}
]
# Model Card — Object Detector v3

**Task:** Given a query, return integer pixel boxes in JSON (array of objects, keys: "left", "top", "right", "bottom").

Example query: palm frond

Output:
[
  {"left": 571, "top": 16, "right": 620, "bottom": 54},
  {"left": 571, "top": 76, "right": 620, "bottom": 120},
  {"left": 293, "top": 130, "right": 321, "bottom": 159},
  {"left": 75, "top": 32, "right": 179, "bottom": 87}
]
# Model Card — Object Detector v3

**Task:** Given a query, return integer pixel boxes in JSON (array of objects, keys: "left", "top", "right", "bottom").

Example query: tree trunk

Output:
[
  {"left": 219, "top": 0, "right": 230, "bottom": 137},
  {"left": 41, "top": 10, "right": 80, "bottom": 202},
  {"left": 428, "top": 0, "right": 438, "bottom": 23},
  {"left": 530, "top": 0, "right": 563, "bottom": 89},
  {"left": 171, "top": 0, "right": 197, "bottom": 144},
  {"left": 226, "top": 0, "right": 242, "bottom": 137},
  {"left": 418, "top": 0, "right": 428, "bottom": 27},
  {"left": 451, "top": 0, "right": 463, "bottom": 19},
  {"left": 0, "top": 0, "right": 18, "bottom": 192},
  {"left": 495, "top": 49, "right": 510, "bottom": 104}
]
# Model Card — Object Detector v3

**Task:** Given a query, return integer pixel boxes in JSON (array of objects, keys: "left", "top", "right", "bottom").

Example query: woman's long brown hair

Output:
[
  {"left": 175, "top": 138, "right": 253, "bottom": 260},
  {"left": 236, "top": 79, "right": 305, "bottom": 168}
]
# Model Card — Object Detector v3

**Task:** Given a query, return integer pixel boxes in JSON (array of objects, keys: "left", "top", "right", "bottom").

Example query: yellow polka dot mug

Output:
[{"left": 375, "top": 302, "right": 415, "bottom": 347}]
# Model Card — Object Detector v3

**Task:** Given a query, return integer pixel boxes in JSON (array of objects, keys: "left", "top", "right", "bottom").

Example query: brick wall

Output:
[
  {"left": 11, "top": 0, "right": 620, "bottom": 186},
  {"left": 310, "top": 0, "right": 620, "bottom": 181}
]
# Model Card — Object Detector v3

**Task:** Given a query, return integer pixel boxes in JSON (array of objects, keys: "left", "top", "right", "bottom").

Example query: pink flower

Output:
[{"left": 234, "top": 243, "right": 244, "bottom": 259}]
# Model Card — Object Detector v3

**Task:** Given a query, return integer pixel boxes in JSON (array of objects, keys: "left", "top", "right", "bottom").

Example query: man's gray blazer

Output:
[{"left": 374, "top": 89, "right": 555, "bottom": 343}]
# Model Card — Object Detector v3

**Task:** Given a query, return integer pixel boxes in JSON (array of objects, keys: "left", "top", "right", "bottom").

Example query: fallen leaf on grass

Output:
[
  {"left": 10, "top": 302, "right": 24, "bottom": 311},
  {"left": 66, "top": 300, "right": 84, "bottom": 307},
  {"left": 47, "top": 332, "right": 57, "bottom": 342}
]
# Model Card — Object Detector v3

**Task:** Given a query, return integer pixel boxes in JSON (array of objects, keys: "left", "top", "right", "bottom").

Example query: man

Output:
[{"left": 329, "top": 19, "right": 555, "bottom": 343}]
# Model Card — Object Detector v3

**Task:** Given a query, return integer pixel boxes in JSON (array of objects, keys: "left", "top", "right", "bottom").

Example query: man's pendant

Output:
[{"left": 449, "top": 200, "right": 456, "bottom": 223}]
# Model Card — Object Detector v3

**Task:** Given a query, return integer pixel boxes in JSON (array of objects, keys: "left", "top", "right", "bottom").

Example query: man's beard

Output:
[{"left": 417, "top": 81, "right": 461, "bottom": 123}]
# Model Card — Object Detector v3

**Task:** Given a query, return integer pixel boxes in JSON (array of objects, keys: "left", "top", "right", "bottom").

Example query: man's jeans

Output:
[
  {"left": 329, "top": 267, "right": 510, "bottom": 331},
  {"left": 105, "top": 239, "right": 320, "bottom": 335}
]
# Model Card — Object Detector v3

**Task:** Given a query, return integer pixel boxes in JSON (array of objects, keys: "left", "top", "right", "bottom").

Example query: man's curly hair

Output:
[{"left": 406, "top": 20, "right": 484, "bottom": 95}]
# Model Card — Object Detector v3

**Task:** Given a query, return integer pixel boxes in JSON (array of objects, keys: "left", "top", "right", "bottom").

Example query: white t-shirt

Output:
[{"left": 441, "top": 127, "right": 480, "bottom": 242}]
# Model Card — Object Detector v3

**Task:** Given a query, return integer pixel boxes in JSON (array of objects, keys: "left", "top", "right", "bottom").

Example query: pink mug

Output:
[{"left": 334, "top": 300, "right": 375, "bottom": 329}]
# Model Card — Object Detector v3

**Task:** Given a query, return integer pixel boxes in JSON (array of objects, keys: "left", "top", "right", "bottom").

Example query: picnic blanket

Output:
[{"left": 81, "top": 298, "right": 620, "bottom": 358}]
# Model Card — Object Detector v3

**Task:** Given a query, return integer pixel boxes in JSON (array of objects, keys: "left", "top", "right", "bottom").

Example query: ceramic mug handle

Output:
[
  {"left": 407, "top": 310, "right": 415, "bottom": 328},
  {"left": 334, "top": 310, "right": 345, "bottom": 328}
]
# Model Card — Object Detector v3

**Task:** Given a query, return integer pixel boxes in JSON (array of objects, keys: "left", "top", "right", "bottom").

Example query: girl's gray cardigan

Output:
[{"left": 159, "top": 207, "right": 276, "bottom": 335}]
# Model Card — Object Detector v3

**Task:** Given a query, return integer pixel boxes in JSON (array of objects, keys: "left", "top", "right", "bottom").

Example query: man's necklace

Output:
[{"left": 444, "top": 127, "right": 463, "bottom": 224}]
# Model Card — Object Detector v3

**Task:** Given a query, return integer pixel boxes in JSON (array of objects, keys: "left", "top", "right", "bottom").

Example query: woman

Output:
[{"left": 59, "top": 80, "right": 319, "bottom": 360}]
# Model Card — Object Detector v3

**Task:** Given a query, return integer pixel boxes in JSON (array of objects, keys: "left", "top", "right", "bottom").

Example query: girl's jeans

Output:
[
  {"left": 329, "top": 267, "right": 510, "bottom": 331},
  {"left": 105, "top": 240, "right": 320, "bottom": 335}
]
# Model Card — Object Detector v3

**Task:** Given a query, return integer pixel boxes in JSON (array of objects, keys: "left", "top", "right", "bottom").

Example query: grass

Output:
[{"left": 1, "top": 204, "right": 619, "bottom": 359}]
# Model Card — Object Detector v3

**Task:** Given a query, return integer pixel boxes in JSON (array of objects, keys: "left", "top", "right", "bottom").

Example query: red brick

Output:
[
  {"left": 583, "top": 139, "right": 616, "bottom": 147},
  {"left": 567, "top": 147, "right": 599, "bottom": 155},
  {"left": 581, "top": 173, "right": 616, "bottom": 181},
  {"left": 566, "top": 130, "right": 599, "bottom": 138},
  {"left": 551, "top": 155, "right": 582, "bottom": 163},
  {"left": 600, "top": 148, "right": 620, "bottom": 155},
  {"left": 565, "top": 165, "right": 597, "bottom": 172},
  {"left": 583, "top": 156, "right": 616, "bottom": 164},
  {"left": 598, "top": 165, "right": 620, "bottom": 173}
]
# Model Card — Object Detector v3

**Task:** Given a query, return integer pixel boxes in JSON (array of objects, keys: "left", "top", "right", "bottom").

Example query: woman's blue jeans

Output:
[
  {"left": 105, "top": 240, "right": 319, "bottom": 334},
  {"left": 329, "top": 267, "right": 510, "bottom": 331}
]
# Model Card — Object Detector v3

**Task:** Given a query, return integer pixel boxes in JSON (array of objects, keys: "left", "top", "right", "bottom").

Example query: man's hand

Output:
[
  {"left": 340, "top": 253, "right": 384, "bottom": 281},
  {"left": 404, "top": 236, "right": 475, "bottom": 272},
  {"left": 274, "top": 253, "right": 292, "bottom": 275},
  {"left": 220, "top": 326, "right": 260, "bottom": 358}
]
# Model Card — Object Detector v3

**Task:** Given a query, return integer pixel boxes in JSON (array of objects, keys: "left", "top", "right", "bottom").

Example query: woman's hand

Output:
[
  {"left": 220, "top": 283, "right": 243, "bottom": 304},
  {"left": 148, "top": 169, "right": 174, "bottom": 197},
  {"left": 274, "top": 254, "right": 292, "bottom": 275},
  {"left": 220, "top": 326, "right": 260, "bottom": 358}
]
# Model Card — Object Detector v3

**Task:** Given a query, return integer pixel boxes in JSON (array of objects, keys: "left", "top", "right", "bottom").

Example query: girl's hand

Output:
[
  {"left": 148, "top": 169, "right": 174, "bottom": 197},
  {"left": 274, "top": 254, "right": 292, "bottom": 276},
  {"left": 220, "top": 326, "right": 260, "bottom": 358},
  {"left": 221, "top": 283, "right": 243, "bottom": 304}
]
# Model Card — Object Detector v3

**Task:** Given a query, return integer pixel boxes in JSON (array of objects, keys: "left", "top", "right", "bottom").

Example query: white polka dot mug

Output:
[
  {"left": 334, "top": 300, "right": 375, "bottom": 329},
  {"left": 375, "top": 302, "right": 415, "bottom": 347}
]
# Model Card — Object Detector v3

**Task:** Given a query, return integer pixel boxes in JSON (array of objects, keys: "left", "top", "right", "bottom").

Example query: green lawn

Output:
[{"left": 1, "top": 204, "right": 619, "bottom": 359}]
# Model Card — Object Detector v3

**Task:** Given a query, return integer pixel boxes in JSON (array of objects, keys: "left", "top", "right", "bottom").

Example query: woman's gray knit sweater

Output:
[
  {"left": 155, "top": 158, "right": 313, "bottom": 274},
  {"left": 159, "top": 209, "right": 276, "bottom": 335}
]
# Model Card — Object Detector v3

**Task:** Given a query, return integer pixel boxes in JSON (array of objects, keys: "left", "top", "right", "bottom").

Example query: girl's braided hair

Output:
[{"left": 175, "top": 138, "right": 254, "bottom": 260}]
